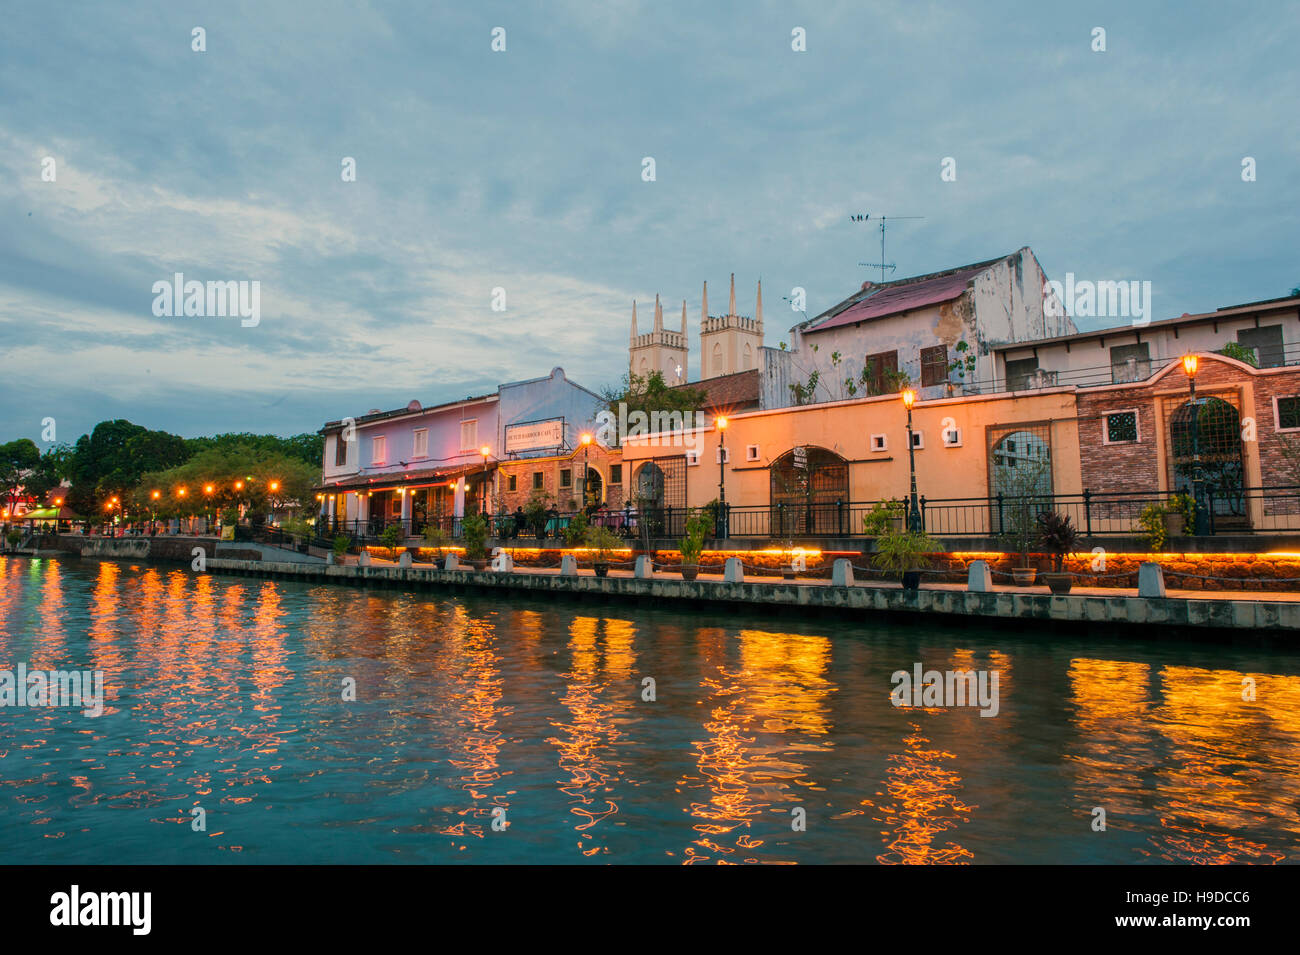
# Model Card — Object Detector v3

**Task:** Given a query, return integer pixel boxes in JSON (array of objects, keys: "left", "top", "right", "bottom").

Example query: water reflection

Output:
[{"left": 0, "top": 557, "right": 1297, "bottom": 864}]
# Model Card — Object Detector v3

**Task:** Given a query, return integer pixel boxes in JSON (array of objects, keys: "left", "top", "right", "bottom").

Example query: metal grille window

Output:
[
  {"left": 1278, "top": 396, "right": 1300, "bottom": 431},
  {"left": 769, "top": 446, "right": 849, "bottom": 535},
  {"left": 920, "top": 345, "right": 948, "bottom": 387},
  {"left": 1105, "top": 410, "right": 1138, "bottom": 443}
]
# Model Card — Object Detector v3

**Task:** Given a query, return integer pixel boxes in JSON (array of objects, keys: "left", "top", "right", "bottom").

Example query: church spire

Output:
[
  {"left": 701, "top": 280, "right": 709, "bottom": 322},
  {"left": 755, "top": 279, "right": 763, "bottom": 327},
  {"left": 653, "top": 294, "right": 663, "bottom": 332},
  {"left": 630, "top": 300, "right": 638, "bottom": 342},
  {"left": 728, "top": 273, "right": 736, "bottom": 317},
  {"left": 680, "top": 299, "right": 687, "bottom": 335}
]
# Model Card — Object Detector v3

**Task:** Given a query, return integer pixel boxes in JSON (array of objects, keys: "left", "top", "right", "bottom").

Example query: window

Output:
[
  {"left": 746, "top": 444, "right": 760, "bottom": 462},
  {"left": 532, "top": 472, "right": 543, "bottom": 490},
  {"left": 334, "top": 435, "right": 347, "bottom": 467},
  {"left": 712, "top": 342, "right": 724, "bottom": 374},
  {"left": 371, "top": 435, "right": 386, "bottom": 465},
  {"left": 1104, "top": 410, "right": 1139, "bottom": 444},
  {"left": 865, "top": 351, "right": 898, "bottom": 394},
  {"left": 560, "top": 469, "right": 572, "bottom": 488},
  {"left": 460, "top": 419, "right": 478, "bottom": 451},
  {"left": 920, "top": 345, "right": 948, "bottom": 387},
  {"left": 507, "top": 474, "right": 517, "bottom": 492},
  {"left": 942, "top": 425, "right": 962, "bottom": 447},
  {"left": 1110, "top": 343, "right": 1150, "bottom": 384},
  {"left": 1006, "top": 357, "right": 1039, "bottom": 391},
  {"left": 1238, "top": 325, "right": 1285, "bottom": 368},
  {"left": 686, "top": 450, "right": 700, "bottom": 466},
  {"left": 609, "top": 464, "right": 622, "bottom": 484},
  {"left": 412, "top": 428, "right": 428, "bottom": 459},
  {"left": 870, "top": 433, "right": 888, "bottom": 452},
  {"left": 1276, "top": 396, "right": 1300, "bottom": 431},
  {"left": 910, "top": 431, "right": 924, "bottom": 450}
]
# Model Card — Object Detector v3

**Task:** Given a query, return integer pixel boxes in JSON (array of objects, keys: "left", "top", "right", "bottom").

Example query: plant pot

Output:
[
  {"left": 1162, "top": 512, "right": 1184, "bottom": 537},
  {"left": 901, "top": 571, "right": 921, "bottom": 591},
  {"left": 782, "top": 568, "right": 798, "bottom": 581},
  {"left": 469, "top": 558, "right": 487, "bottom": 571},
  {"left": 1011, "top": 567, "right": 1037, "bottom": 587},
  {"left": 594, "top": 562, "right": 609, "bottom": 578},
  {"left": 1041, "top": 572, "right": 1072, "bottom": 595},
  {"left": 680, "top": 565, "right": 699, "bottom": 581}
]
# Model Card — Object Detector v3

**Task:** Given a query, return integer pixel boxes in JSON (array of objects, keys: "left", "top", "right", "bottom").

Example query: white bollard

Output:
[
  {"left": 1138, "top": 561, "right": 1166, "bottom": 598},
  {"left": 635, "top": 555, "right": 654, "bottom": 579},
  {"left": 358, "top": 550, "right": 372, "bottom": 567},
  {"left": 443, "top": 553, "right": 460, "bottom": 570},
  {"left": 398, "top": 551, "right": 412, "bottom": 567},
  {"left": 832, "top": 558, "right": 855, "bottom": 587},
  {"left": 723, "top": 557, "right": 745, "bottom": 583},
  {"left": 967, "top": 559, "right": 993, "bottom": 592},
  {"left": 560, "top": 554, "right": 578, "bottom": 576}
]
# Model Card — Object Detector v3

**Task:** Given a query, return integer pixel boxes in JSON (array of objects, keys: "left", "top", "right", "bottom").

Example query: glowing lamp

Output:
[
  {"left": 204, "top": 484, "right": 214, "bottom": 495},
  {"left": 580, "top": 432, "right": 592, "bottom": 446},
  {"left": 151, "top": 490, "right": 160, "bottom": 500},
  {"left": 1182, "top": 354, "right": 1198, "bottom": 378},
  {"left": 480, "top": 446, "right": 490, "bottom": 457},
  {"left": 269, "top": 481, "right": 279, "bottom": 492},
  {"left": 716, "top": 416, "right": 728, "bottom": 430},
  {"left": 901, "top": 389, "right": 916, "bottom": 410}
]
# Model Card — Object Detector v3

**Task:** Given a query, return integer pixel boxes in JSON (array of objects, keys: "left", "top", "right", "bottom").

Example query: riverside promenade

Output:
[{"left": 203, "top": 555, "right": 1300, "bottom": 641}]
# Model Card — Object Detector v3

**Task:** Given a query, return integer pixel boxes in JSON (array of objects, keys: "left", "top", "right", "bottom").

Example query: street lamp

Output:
[
  {"left": 716, "top": 416, "right": 729, "bottom": 539},
  {"left": 580, "top": 432, "right": 593, "bottom": 509},
  {"left": 901, "top": 389, "right": 922, "bottom": 532},
  {"left": 150, "top": 489, "right": 160, "bottom": 535},
  {"left": 1181, "top": 354, "right": 1209, "bottom": 535},
  {"left": 479, "top": 446, "right": 491, "bottom": 515}
]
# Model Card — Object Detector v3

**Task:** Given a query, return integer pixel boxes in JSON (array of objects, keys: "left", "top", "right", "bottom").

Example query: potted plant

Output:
[
  {"left": 1035, "top": 511, "right": 1078, "bottom": 594},
  {"left": 461, "top": 513, "right": 489, "bottom": 569},
  {"left": 862, "top": 499, "right": 906, "bottom": 537},
  {"left": 585, "top": 525, "right": 622, "bottom": 578},
  {"left": 331, "top": 534, "right": 351, "bottom": 563},
  {"left": 1164, "top": 492, "right": 1195, "bottom": 538},
  {"left": 525, "top": 490, "right": 551, "bottom": 542},
  {"left": 1137, "top": 503, "right": 1168, "bottom": 552},
  {"left": 872, "top": 527, "right": 941, "bottom": 590},
  {"left": 562, "top": 511, "right": 589, "bottom": 548},
  {"left": 998, "top": 458, "right": 1050, "bottom": 586},
  {"left": 422, "top": 524, "right": 450, "bottom": 563},
  {"left": 377, "top": 523, "right": 404, "bottom": 561},
  {"left": 678, "top": 510, "right": 710, "bottom": 580}
]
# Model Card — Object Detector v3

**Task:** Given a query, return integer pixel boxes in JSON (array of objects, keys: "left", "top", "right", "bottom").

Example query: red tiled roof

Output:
[
  {"left": 806, "top": 260, "right": 998, "bottom": 334},
  {"left": 670, "top": 369, "right": 760, "bottom": 410}
]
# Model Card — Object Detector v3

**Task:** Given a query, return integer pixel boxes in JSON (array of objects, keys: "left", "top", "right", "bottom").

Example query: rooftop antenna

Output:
[{"left": 849, "top": 213, "right": 925, "bottom": 282}]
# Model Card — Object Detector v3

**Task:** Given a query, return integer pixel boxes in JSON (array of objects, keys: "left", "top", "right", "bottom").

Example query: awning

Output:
[
  {"left": 21, "top": 507, "right": 78, "bottom": 520},
  {"left": 316, "top": 461, "right": 495, "bottom": 495}
]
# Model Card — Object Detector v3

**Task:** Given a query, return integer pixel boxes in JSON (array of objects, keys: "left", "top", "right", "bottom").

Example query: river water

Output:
[{"left": 1, "top": 556, "right": 1297, "bottom": 864}]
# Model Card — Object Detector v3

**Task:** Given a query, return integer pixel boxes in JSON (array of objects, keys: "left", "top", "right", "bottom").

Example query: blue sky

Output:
[{"left": 2, "top": 0, "right": 1297, "bottom": 445}]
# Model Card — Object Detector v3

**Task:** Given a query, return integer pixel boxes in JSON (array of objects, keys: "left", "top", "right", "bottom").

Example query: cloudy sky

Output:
[{"left": 2, "top": 0, "right": 1297, "bottom": 446}]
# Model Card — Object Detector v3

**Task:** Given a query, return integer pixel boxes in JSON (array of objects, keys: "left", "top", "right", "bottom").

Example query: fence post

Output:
[
  {"left": 1206, "top": 486, "right": 1215, "bottom": 535},
  {"left": 837, "top": 499, "right": 845, "bottom": 536},
  {"left": 996, "top": 492, "right": 1004, "bottom": 536},
  {"left": 919, "top": 495, "right": 927, "bottom": 532},
  {"left": 1083, "top": 488, "right": 1092, "bottom": 537}
]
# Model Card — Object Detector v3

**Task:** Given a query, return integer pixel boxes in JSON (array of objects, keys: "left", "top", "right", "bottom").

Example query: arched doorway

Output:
[
  {"left": 988, "top": 427, "right": 1053, "bottom": 539},
  {"left": 1167, "top": 396, "right": 1247, "bottom": 527},
  {"left": 770, "top": 446, "right": 849, "bottom": 535},
  {"left": 583, "top": 467, "right": 603, "bottom": 508}
]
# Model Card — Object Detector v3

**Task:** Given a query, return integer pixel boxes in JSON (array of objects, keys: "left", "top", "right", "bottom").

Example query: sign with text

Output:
[{"left": 505, "top": 418, "right": 564, "bottom": 453}]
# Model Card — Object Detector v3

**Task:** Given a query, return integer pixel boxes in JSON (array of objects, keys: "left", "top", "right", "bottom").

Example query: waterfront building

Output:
[{"left": 317, "top": 367, "right": 603, "bottom": 533}]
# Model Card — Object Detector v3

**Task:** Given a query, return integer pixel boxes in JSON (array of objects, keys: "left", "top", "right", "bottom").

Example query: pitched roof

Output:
[
  {"left": 802, "top": 253, "right": 1011, "bottom": 334},
  {"left": 669, "top": 368, "right": 760, "bottom": 410}
]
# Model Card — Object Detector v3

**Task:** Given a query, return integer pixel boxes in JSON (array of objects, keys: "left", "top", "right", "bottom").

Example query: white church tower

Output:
[
  {"left": 699, "top": 274, "right": 764, "bottom": 380},
  {"left": 629, "top": 294, "right": 689, "bottom": 383}
]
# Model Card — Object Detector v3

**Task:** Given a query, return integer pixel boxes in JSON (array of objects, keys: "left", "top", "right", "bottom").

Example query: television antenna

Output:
[{"left": 849, "top": 214, "right": 925, "bottom": 281}]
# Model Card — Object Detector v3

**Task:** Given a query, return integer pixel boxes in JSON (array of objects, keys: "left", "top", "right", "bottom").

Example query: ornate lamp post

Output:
[
  {"left": 580, "top": 432, "right": 593, "bottom": 510},
  {"left": 716, "top": 416, "right": 729, "bottom": 539},
  {"left": 479, "top": 446, "right": 491, "bottom": 516},
  {"left": 150, "top": 489, "right": 160, "bottom": 535},
  {"left": 902, "top": 389, "right": 922, "bottom": 532},
  {"left": 1181, "top": 354, "right": 1209, "bottom": 535}
]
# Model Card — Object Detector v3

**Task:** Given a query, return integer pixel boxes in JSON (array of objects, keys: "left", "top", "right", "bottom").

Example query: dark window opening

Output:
[{"left": 920, "top": 345, "right": 948, "bottom": 387}]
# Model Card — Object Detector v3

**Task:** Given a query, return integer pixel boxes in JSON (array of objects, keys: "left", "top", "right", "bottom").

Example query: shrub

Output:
[
  {"left": 863, "top": 499, "right": 905, "bottom": 536},
  {"left": 679, "top": 510, "right": 711, "bottom": 566},
  {"left": 872, "top": 528, "right": 941, "bottom": 580},
  {"left": 461, "top": 513, "right": 489, "bottom": 560},
  {"left": 378, "top": 523, "right": 404, "bottom": 560},
  {"left": 1035, "top": 511, "right": 1078, "bottom": 573},
  {"left": 332, "top": 535, "right": 351, "bottom": 558},
  {"left": 1167, "top": 492, "right": 1196, "bottom": 532},
  {"left": 584, "top": 524, "right": 623, "bottom": 562},
  {"left": 563, "top": 512, "right": 589, "bottom": 547},
  {"left": 1138, "top": 503, "right": 1167, "bottom": 552}
]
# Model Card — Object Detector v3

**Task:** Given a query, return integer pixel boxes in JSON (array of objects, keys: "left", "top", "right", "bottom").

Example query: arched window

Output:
[
  {"left": 742, "top": 343, "right": 753, "bottom": 370},
  {"left": 712, "top": 342, "right": 724, "bottom": 374}
]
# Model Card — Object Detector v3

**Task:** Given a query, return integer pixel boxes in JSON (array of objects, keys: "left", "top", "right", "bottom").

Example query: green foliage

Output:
[
  {"left": 997, "top": 457, "right": 1052, "bottom": 566},
  {"left": 863, "top": 499, "right": 905, "bottom": 536},
  {"left": 1167, "top": 492, "right": 1196, "bottom": 531},
  {"left": 600, "top": 371, "right": 706, "bottom": 434},
  {"left": 1035, "top": 511, "right": 1078, "bottom": 572},
  {"left": 584, "top": 524, "right": 623, "bottom": 561},
  {"left": 6, "top": 529, "right": 22, "bottom": 546},
  {"left": 422, "top": 524, "right": 450, "bottom": 552},
  {"left": 0, "top": 438, "right": 41, "bottom": 513},
  {"left": 1138, "top": 503, "right": 1167, "bottom": 551},
  {"left": 378, "top": 523, "right": 404, "bottom": 560},
  {"left": 563, "top": 511, "right": 589, "bottom": 547},
  {"left": 1218, "top": 341, "right": 1259, "bottom": 367},
  {"left": 953, "top": 340, "right": 978, "bottom": 381},
  {"left": 183, "top": 431, "right": 323, "bottom": 466},
  {"left": 461, "top": 513, "right": 489, "bottom": 560},
  {"left": 524, "top": 489, "right": 552, "bottom": 537},
  {"left": 789, "top": 369, "right": 821, "bottom": 405},
  {"left": 332, "top": 535, "right": 351, "bottom": 557},
  {"left": 281, "top": 516, "right": 313, "bottom": 540},
  {"left": 678, "top": 510, "right": 711, "bottom": 565},
  {"left": 872, "top": 528, "right": 942, "bottom": 579}
]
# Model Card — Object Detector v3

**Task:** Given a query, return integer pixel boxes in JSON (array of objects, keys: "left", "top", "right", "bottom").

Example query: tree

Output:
[
  {"left": 0, "top": 439, "right": 41, "bottom": 518},
  {"left": 601, "top": 370, "right": 706, "bottom": 419}
]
